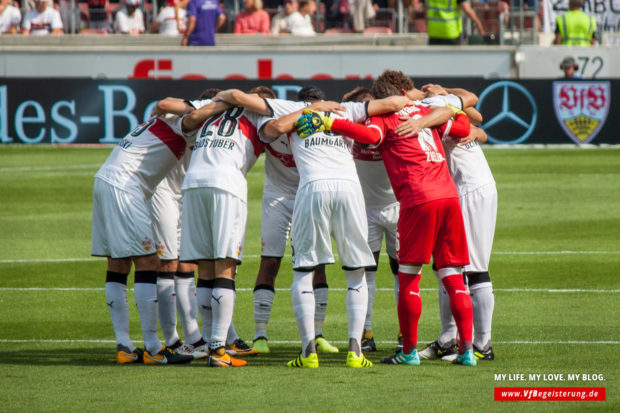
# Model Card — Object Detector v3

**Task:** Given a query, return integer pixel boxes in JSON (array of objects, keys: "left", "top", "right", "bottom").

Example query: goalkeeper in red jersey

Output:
[{"left": 295, "top": 80, "right": 482, "bottom": 366}]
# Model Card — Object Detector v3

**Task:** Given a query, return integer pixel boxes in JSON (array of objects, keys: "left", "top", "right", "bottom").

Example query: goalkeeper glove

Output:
[
  {"left": 446, "top": 104, "right": 466, "bottom": 117},
  {"left": 294, "top": 109, "right": 334, "bottom": 138}
]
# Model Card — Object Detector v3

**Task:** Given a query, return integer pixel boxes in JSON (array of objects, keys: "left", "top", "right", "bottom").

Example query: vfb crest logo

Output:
[{"left": 553, "top": 81, "right": 611, "bottom": 145}]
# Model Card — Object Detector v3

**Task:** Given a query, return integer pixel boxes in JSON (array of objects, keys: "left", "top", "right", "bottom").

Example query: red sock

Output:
[
  {"left": 397, "top": 272, "right": 422, "bottom": 354},
  {"left": 441, "top": 274, "right": 473, "bottom": 353}
]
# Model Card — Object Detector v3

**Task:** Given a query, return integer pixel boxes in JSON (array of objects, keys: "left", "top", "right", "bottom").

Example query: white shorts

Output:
[
  {"left": 261, "top": 190, "right": 295, "bottom": 258},
  {"left": 150, "top": 178, "right": 182, "bottom": 261},
  {"left": 91, "top": 178, "right": 157, "bottom": 259},
  {"left": 180, "top": 187, "right": 247, "bottom": 263},
  {"left": 366, "top": 202, "right": 399, "bottom": 259},
  {"left": 291, "top": 180, "right": 375, "bottom": 270},
  {"left": 460, "top": 183, "right": 497, "bottom": 273}
]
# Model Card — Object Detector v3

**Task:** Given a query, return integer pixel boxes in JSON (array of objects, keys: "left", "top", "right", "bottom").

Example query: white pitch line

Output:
[
  {"left": 0, "top": 164, "right": 101, "bottom": 173},
  {"left": 1, "top": 339, "right": 619, "bottom": 345},
  {"left": 2, "top": 250, "right": 620, "bottom": 264},
  {"left": 1, "top": 287, "right": 618, "bottom": 293}
]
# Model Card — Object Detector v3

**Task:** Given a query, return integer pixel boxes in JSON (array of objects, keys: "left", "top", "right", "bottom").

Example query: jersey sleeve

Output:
[
  {"left": 421, "top": 94, "right": 463, "bottom": 110},
  {"left": 330, "top": 115, "right": 385, "bottom": 146},
  {"left": 342, "top": 101, "right": 369, "bottom": 123},
  {"left": 187, "top": 98, "right": 213, "bottom": 109},
  {"left": 265, "top": 98, "right": 303, "bottom": 118},
  {"left": 437, "top": 112, "right": 470, "bottom": 139}
]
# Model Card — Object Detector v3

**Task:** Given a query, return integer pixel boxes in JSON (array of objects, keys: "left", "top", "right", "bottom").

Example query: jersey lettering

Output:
[
  {"left": 130, "top": 118, "right": 156, "bottom": 137},
  {"left": 418, "top": 130, "right": 445, "bottom": 162}
]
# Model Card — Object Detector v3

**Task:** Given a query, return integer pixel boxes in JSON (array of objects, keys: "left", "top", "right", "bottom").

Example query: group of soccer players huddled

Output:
[{"left": 92, "top": 69, "right": 497, "bottom": 368}]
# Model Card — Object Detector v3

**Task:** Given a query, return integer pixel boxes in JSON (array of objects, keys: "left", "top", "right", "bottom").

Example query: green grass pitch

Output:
[{"left": 0, "top": 145, "right": 618, "bottom": 412}]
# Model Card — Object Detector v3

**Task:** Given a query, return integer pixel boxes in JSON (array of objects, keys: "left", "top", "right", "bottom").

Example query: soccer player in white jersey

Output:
[
  {"left": 212, "top": 87, "right": 349, "bottom": 355},
  {"left": 150, "top": 152, "right": 208, "bottom": 360},
  {"left": 342, "top": 86, "right": 403, "bottom": 353},
  {"left": 387, "top": 74, "right": 497, "bottom": 361},
  {"left": 92, "top": 96, "right": 228, "bottom": 365},
  {"left": 256, "top": 86, "right": 412, "bottom": 368},
  {"left": 179, "top": 87, "right": 277, "bottom": 367},
  {"left": 244, "top": 88, "right": 341, "bottom": 355}
]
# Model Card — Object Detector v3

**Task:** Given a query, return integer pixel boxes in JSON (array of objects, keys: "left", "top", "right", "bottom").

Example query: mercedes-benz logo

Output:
[{"left": 476, "top": 81, "right": 538, "bottom": 145}]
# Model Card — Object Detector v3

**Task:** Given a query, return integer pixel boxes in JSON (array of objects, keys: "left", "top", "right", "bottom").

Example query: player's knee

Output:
[{"left": 134, "top": 254, "right": 160, "bottom": 271}]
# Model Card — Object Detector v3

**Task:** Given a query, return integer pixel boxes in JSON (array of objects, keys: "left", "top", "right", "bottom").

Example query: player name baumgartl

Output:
[
  {"left": 193, "top": 137, "right": 236, "bottom": 151},
  {"left": 304, "top": 135, "right": 348, "bottom": 149}
]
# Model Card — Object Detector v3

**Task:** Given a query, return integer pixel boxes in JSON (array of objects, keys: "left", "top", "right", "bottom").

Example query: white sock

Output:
[
  {"left": 210, "top": 283, "right": 235, "bottom": 350},
  {"left": 253, "top": 288, "right": 275, "bottom": 340},
  {"left": 134, "top": 277, "right": 161, "bottom": 354},
  {"left": 435, "top": 272, "right": 458, "bottom": 347},
  {"left": 196, "top": 284, "right": 212, "bottom": 344},
  {"left": 291, "top": 271, "right": 315, "bottom": 356},
  {"left": 345, "top": 269, "right": 368, "bottom": 355},
  {"left": 157, "top": 275, "right": 180, "bottom": 347},
  {"left": 226, "top": 319, "right": 239, "bottom": 346},
  {"left": 314, "top": 285, "right": 328, "bottom": 337},
  {"left": 364, "top": 270, "right": 376, "bottom": 331},
  {"left": 105, "top": 281, "right": 133, "bottom": 350},
  {"left": 175, "top": 276, "right": 202, "bottom": 345},
  {"left": 471, "top": 282, "right": 494, "bottom": 349}
]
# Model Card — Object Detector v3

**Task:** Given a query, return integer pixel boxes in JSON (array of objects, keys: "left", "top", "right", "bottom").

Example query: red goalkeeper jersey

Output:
[{"left": 362, "top": 104, "right": 462, "bottom": 209}]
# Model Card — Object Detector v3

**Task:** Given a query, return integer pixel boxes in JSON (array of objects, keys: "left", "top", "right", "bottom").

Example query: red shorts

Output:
[{"left": 396, "top": 198, "right": 469, "bottom": 268}]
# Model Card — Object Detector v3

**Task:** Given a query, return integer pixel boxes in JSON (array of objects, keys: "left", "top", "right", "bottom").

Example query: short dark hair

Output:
[
  {"left": 373, "top": 70, "right": 414, "bottom": 93},
  {"left": 342, "top": 87, "right": 374, "bottom": 102},
  {"left": 248, "top": 85, "right": 276, "bottom": 99},
  {"left": 370, "top": 81, "right": 400, "bottom": 99},
  {"left": 297, "top": 85, "right": 325, "bottom": 102},
  {"left": 199, "top": 88, "right": 221, "bottom": 99}
]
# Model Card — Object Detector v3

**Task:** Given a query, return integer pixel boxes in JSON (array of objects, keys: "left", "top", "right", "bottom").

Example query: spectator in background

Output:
[
  {"left": 423, "top": 0, "right": 486, "bottom": 45},
  {"left": 0, "top": 0, "right": 21, "bottom": 34},
  {"left": 114, "top": 0, "right": 145, "bottom": 34},
  {"left": 559, "top": 56, "right": 583, "bottom": 79},
  {"left": 234, "top": 0, "right": 270, "bottom": 33},
  {"left": 84, "top": 0, "right": 112, "bottom": 32},
  {"left": 286, "top": 0, "right": 316, "bottom": 36},
  {"left": 271, "top": 0, "right": 297, "bottom": 34},
  {"left": 183, "top": 0, "right": 225, "bottom": 45},
  {"left": 22, "top": 0, "right": 64, "bottom": 35},
  {"left": 350, "top": 0, "right": 375, "bottom": 32},
  {"left": 555, "top": 0, "right": 596, "bottom": 46},
  {"left": 151, "top": 0, "right": 187, "bottom": 35}
]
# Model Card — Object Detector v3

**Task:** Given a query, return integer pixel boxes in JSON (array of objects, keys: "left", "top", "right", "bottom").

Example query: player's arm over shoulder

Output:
[{"left": 182, "top": 100, "right": 232, "bottom": 132}]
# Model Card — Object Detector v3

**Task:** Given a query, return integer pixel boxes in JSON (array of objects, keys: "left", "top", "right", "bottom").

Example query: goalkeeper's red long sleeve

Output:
[
  {"left": 330, "top": 119, "right": 381, "bottom": 145},
  {"left": 448, "top": 113, "right": 471, "bottom": 138}
]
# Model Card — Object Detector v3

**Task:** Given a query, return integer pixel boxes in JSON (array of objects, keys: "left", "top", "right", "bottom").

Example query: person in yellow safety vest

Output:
[
  {"left": 554, "top": 0, "right": 597, "bottom": 46},
  {"left": 424, "top": 0, "right": 487, "bottom": 45}
]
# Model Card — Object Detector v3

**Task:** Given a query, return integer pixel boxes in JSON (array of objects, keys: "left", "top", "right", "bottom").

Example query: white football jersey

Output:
[
  {"left": 421, "top": 95, "right": 495, "bottom": 195},
  {"left": 352, "top": 144, "right": 397, "bottom": 209},
  {"left": 22, "top": 7, "right": 63, "bottom": 35},
  {"left": 182, "top": 106, "right": 264, "bottom": 202},
  {"left": 261, "top": 98, "right": 303, "bottom": 195},
  {"left": 95, "top": 113, "right": 189, "bottom": 198},
  {"left": 261, "top": 100, "right": 367, "bottom": 188},
  {"left": 0, "top": 5, "right": 21, "bottom": 33},
  {"left": 155, "top": 6, "right": 187, "bottom": 35}
]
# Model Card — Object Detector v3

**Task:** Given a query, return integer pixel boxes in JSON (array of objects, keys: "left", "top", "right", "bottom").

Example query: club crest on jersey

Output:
[
  {"left": 553, "top": 81, "right": 610, "bottom": 145},
  {"left": 142, "top": 238, "right": 152, "bottom": 252},
  {"left": 156, "top": 243, "right": 166, "bottom": 256}
]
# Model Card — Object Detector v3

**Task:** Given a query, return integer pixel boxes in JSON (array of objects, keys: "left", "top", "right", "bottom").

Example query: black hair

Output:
[{"left": 297, "top": 85, "right": 326, "bottom": 102}]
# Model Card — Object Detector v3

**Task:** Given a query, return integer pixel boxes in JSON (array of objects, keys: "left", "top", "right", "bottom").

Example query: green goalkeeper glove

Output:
[{"left": 294, "top": 109, "right": 334, "bottom": 138}]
